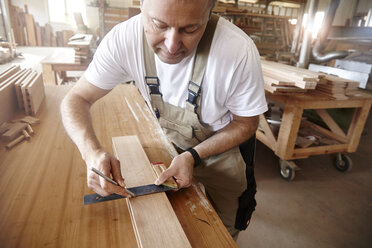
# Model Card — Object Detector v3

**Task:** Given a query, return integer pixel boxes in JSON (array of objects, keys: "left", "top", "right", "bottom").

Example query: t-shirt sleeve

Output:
[
  {"left": 225, "top": 40, "right": 268, "bottom": 117},
  {"left": 85, "top": 23, "right": 132, "bottom": 90}
]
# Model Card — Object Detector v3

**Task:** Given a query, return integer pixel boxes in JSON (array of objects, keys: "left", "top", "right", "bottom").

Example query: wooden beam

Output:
[
  {"left": 315, "top": 109, "right": 346, "bottom": 138},
  {"left": 112, "top": 135, "right": 191, "bottom": 248}
]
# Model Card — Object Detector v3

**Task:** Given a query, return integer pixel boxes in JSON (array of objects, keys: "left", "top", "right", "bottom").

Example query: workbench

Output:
[
  {"left": 257, "top": 91, "right": 372, "bottom": 181},
  {"left": 0, "top": 85, "right": 236, "bottom": 247},
  {"left": 41, "top": 48, "right": 90, "bottom": 85}
]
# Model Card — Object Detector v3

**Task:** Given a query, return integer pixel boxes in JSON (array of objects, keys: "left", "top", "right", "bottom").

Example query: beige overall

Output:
[{"left": 143, "top": 15, "right": 255, "bottom": 237}]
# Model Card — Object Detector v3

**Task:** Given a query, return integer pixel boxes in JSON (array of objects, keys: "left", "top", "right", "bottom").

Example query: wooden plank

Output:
[
  {"left": 0, "top": 65, "right": 21, "bottom": 86},
  {"left": 315, "top": 109, "right": 346, "bottom": 138},
  {"left": 258, "top": 114, "right": 277, "bottom": 146},
  {"left": 35, "top": 22, "right": 42, "bottom": 46},
  {"left": 112, "top": 135, "right": 191, "bottom": 248},
  {"left": 25, "top": 14, "right": 37, "bottom": 46},
  {"left": 301, "top": 121, "right": 348, "bottom": 144},
  {"left": 14, "top": 69, "right": 32, "bottom": 109},
  {"left": 21, "top": 72, "right": 37, "bottom": 115},
  {"left": 346, "top": 100, "right": 372, "bottom": 152},
  {"left": 41, "top": 64, "right": 56, "bottom": 85},
  {"left": 275, "top": 104, "right": 303, "bottom": 159},
  {"left": 293, "top": 144, "right": 349, "bottom": 158},
  {"left": 1, "top": 122, "right": 28, "bottom": 141},
  {"left": 0, "top": 69, "right": 28, "bottom": 125},
  {"left": 25, "top": 73, "right": 45, "bottom": 115}
]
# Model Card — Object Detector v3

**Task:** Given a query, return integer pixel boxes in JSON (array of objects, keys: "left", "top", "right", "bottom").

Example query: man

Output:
[{"left": 61, "top": 0, "right": 267, "bottom": 239}]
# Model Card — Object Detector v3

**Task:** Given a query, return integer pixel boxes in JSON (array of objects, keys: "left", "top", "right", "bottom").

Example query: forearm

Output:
[
  {"left": 194, "top": 115, "right": 259, "bottom": 160},
  {"left": 61, "top": 92, "right": 101, "bottom": 160}
]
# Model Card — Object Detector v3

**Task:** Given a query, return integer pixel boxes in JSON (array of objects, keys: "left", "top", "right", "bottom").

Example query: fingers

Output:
[
  {"left": 154, "top": 168, "right": 173, "bottom": 185},
  {"left": 88, "top": 168, "right": 132, "bottom": 197},
  {"left": 110, "top": 157, "right": 125, "bottom": 187}
]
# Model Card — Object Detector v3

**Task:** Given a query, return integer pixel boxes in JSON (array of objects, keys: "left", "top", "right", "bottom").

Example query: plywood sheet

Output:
[{"left": 112, "top": 135, "right": 191, "bottom": 248}]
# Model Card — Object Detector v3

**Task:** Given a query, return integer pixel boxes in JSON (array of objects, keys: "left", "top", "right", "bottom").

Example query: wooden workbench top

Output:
[{"left": 0, "top": 84, "right": 236, "bottom": 247}]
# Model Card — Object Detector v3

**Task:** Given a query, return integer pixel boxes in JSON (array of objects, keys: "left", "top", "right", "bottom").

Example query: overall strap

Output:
[{"left": 187, "top": 14, "right": 219, "bottom": 105}]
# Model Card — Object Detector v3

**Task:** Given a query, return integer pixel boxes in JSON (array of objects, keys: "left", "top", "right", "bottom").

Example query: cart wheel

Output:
[
  {"left": 279, "top": 159, "right": 297, "bottom": 181},
  {"left": 334, "top": 153, "right": 353, "bottom": 172}
]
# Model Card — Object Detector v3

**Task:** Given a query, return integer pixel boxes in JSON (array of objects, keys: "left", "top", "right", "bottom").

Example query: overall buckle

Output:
[
  {"left": 187, "top": 81, "right": 200, "bottom": 105},
  {"left": 145, "top": 76, "right": 162, "bottom": 96}
]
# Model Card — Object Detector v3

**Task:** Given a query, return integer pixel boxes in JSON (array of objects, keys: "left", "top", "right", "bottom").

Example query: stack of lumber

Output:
[
  {"left": 314, "top": 74, "right": 360, "bottom": 100},
  {"left": 261, "top": 60, "right": 319, "bottom": 94},
  {"left": 9, "top": 4, "right": 75, "bottom": 47},
  {"left": 261, "top": 60, "right": 361, "bottom": 100},
  {"left": 68, "top": 34, "right": 93, "bottom": 64},
  {"left": 0, "top": 116, "right": 39, "bottom": 149},
  {"left": 0, "top": 65, "right": 45, "bottom": 126}
]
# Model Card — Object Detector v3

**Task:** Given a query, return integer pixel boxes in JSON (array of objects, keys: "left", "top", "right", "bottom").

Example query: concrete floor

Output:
[{"left": 237, "top": 113, "right": 372, "bottom": 247}]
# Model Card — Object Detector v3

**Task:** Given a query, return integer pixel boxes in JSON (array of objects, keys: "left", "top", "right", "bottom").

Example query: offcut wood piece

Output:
[
  {"left": 0, "top": 122, "right": 12, "bottom": 134},
  {"left": 112, "top": 135, "right": 191, "bottom": 248},
  {"left": 26, "top": 124, "right": 34, "bottom": 134},
  {"left": 24, "top": 73, "right": 45, "bottom": 115},
  {"left": 12, "top": 116, "right": 40, "bottom": 126},
  {"left": 1, "top": 122, "right": 28, "bottom": 141},
  {"left": 0, "top": 69, "right": 28, "bottom": 125},
  {"left": 22, "top": 129, "right": 30, "bottom": 139},
  {"left": 5, "top": 134, "right": 26, "bottom": 149}
]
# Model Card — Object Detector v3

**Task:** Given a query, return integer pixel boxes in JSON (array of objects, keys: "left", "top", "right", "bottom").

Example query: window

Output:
[{"left": 48, "top": 0, "right": 86, "bottom": 25}]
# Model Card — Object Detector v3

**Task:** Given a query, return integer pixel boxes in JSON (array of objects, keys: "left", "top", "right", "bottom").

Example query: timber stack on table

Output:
[
  {"left": 0, "top": 84, "right": 236, "bottom": 247},
  {"left": 68, "top": 34, "right": 93, "bottom": 64},
  {"left": 258, "top": 59, "right": 372, "bottom": 180},
  {"left": 41, "top": 47, "right": 91, "bottom": 85}
]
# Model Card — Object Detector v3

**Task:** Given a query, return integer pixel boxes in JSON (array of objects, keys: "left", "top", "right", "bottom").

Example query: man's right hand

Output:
[{"left": 85, "top": 149, "right": 132, "bottom": 198}]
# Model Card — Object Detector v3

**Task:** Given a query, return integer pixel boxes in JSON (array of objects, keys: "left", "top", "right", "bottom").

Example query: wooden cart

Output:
[{"left": 256, "top": 91, "right": 372, "bottom": 181}]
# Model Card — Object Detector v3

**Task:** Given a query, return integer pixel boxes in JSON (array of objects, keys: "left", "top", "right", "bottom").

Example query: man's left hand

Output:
[{"left": 154, "top": 151, "right": 195, "bottom": 189}]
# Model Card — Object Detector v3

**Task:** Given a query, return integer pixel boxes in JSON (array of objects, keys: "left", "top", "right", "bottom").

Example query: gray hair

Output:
[{"left": 140, "top": 0, "right": 217, "bottom": 10}]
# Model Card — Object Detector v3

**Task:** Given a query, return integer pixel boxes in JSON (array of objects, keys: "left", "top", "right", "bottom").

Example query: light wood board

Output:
[
  {"left": 112, "top": 135, "right": 191, "bottom": 248},
  {"left": 25, "top": 73, "right": 45, "bottom": 115},
  {"left": 0, "top": 69, "right": 28, "bottom": 125}
]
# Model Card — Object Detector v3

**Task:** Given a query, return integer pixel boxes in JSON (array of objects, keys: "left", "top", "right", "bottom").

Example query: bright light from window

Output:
[
  {"left": 302, "top": 13, "right": 308, "bottom": 27},
  {"left": 312, "top": 11, "right": 324, "bottom": 38},
  {"left": 48, "top": 0, "right": 66, "bottom": 23},
  {"left": 289, "top": 19, "right": 297, "bottom": 25},
  {"left": 66, "top": 0, "right": 86, "bottom": 25},
  {"left": 48, "top": 0, "right": 86, "bottom": 25},
  {"left": 301, "top": 11, "right": 324, "bottom": 39}
]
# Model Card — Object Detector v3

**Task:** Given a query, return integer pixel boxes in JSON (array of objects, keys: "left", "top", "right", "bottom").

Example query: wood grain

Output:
[
  {"left": 112, "top": 135, "right": 191, "bottom": 248},
  {"left": 0, "top": 85, "right": 236, "bottom": 247}
]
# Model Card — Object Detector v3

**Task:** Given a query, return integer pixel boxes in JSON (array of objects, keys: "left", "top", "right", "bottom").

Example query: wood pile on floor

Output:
[
  {"left": 0, "top": 65, "right": 44, "bottom": 150},
  {"left": 0, "top": 116, "right": 39, "bottom": 149},
  {"left": 0, "top": 65, "right": 45, "bottom": 125},
  {"left": 261, "top": 60, "right": 361, "bottom": 100},
  {"left": 9, "top": 4, "right": 74, "bottom": 47},
  {"left": 68, "top": 34, "right": 93, "bottom": 64}
]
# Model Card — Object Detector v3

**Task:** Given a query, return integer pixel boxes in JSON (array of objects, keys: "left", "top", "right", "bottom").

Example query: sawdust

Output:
[
  {"left": 136, "top": 101, "right": 149, "bottom": 121},
  {"left": 125, "top": 97, "right": 139, "bottom": 122},
  {"left": 192, "top": 184, "right": 212, "bottom": 212}
]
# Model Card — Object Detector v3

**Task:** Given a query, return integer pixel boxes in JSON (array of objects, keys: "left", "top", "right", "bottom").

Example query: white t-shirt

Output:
[{"left": 85, "top": 14, "right": 267, "bottom": 131}]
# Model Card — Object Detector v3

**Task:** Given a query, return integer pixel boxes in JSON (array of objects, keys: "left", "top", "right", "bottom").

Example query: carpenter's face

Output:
[{"left": 141, "top": 0, "right": 210, "bottom": 64}]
